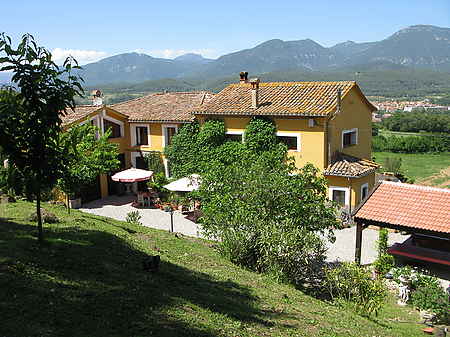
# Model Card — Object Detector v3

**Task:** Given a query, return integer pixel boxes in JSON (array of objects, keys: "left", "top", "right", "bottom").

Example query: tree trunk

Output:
[
  {"left": 36, "top": 190, "right": 43, "bottom": 244},
  {"left": 66, "top": 193, "right": 70, "bottom": 214}
]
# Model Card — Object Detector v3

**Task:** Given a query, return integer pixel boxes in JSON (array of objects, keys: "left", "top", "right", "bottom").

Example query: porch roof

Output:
[
  {"left": 354, "top": 181, "right": 450, "bottom": 236},
  {"left": 323, "top": 152, "right": 379, "bottom": 178}
]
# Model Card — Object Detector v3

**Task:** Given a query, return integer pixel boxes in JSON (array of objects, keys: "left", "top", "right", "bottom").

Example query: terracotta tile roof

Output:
[
  {"left": 195, "top": 81, "right": 376, "bottom": 117},
  {"left": 324, "top": 152, "right": 379, "bottom": 178},
  {"left": 112, "top": 91, "right": 214, "bottom": 122},
  {"left": 61, "top": 105, "right": 102, "bottom": 126},
  {"left": 354, "top": 181, "right": 450, "bottom": 234}
]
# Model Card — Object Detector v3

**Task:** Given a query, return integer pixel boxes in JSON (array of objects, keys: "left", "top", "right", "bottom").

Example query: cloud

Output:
[
  {"left": 51, "top": 48, "right": 108, "bottom": 65},
  {"left": 136, "top": 48, "right": 217, "bottom": 59}
]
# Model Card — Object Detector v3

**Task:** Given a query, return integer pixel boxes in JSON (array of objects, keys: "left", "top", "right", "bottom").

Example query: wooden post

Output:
[{"left": 355, "top": 221, "right": 363, "bottom": 265}]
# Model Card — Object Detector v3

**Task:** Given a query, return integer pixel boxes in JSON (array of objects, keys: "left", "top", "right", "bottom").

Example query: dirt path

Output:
[{"left": 417, "top": 166, "right": 450, "bottom": 188}]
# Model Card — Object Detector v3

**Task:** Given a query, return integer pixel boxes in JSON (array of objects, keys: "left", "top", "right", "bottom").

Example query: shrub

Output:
[
  {"left": 126, "top": 211, "right": 142, "bottom": 226},
  {"left": 377, "top": 228, "right": 389, "bottom": 257},
  {"left": 391, "top": 266, "right": 449, "bottom": 323},
  {"left": 411, "top": 283, "right": 449, "bottom": 324},
  {"left": 29, "top": 209, "right": 59, "bottom": 224},
  {"left": 382, "top": 158, "right": 402, "bottom": 175},
  {"left": 325, "top": 262, "right": 387, "bottom": 317},
  {"left": 373, "top": 254, "right": 394, "bottom": 276}
]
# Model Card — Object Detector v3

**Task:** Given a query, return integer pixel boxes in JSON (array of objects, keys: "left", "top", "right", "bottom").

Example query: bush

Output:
[
  {"left": 29, "top": 209, "right": 59, "bottom": 224},
  {"left": 377, "top": 228, "right": 389, "bottom": 257},
  {"left": 325, "top": 262, "right": 387, "bottom": 317},
  {"left": 411, "top": 283, "right": 449, "bottom": 324},
  {"left": 373, "top": 254, "right": 394, "bottom": 276},
  {"left": 126, "top": 211, "right": 142, "bottom": 226},
  {"left": 391, "top": 266, "right": 449, "bottom": 323}
]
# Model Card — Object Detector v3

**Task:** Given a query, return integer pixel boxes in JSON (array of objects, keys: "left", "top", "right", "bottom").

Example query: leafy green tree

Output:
[
  {"left": 196, "top": 122, "right": 339, "bottom": 286},
  {"left": 244, "top": 117, "right": 279, "bottom": 153},
  {"left": 0, "top": 33, "right": 83, "bottom": 243},
  {"left": 58, "top": 124, "right": 120, "bottom": 213}
]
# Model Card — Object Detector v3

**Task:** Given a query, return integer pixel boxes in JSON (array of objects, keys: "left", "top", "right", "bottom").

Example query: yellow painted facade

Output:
[
  {"left": 68, "top": 84, "right": 375, "bottom": 208},
  {"left": 197, "top": 86, "right": 375, "bottom": 209},
  {"left": 326, "top": 174, "right": 374, "bottom": 212},
  {"left": 327, "top": 88, "right": 372, "bottom": 161}
]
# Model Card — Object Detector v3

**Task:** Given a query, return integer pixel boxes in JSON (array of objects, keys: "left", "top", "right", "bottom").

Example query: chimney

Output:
[
  {"left": 91, "top": 89, "right": 103, "bottom": 106},
  {"left": 239, "top": 71, "right": 248, "bottom": 83},
  {"left": 250, "top": 78, "right": 260, "bottom": 109}
]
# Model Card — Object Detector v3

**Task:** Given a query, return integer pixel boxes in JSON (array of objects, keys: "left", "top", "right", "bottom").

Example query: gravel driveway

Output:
[
  {"left": 80, "top": 195, "right": 203, "bottom": 238},
  {"left": 79, "top": 196, "right": 409, "bottom": 265},
  {"left": 326, "top": 226, "right": 409, "bottom": 265}
]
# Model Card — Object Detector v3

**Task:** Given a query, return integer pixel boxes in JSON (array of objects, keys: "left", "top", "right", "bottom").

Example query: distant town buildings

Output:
[{"left": 373, "top": 99, "right": 450, "bottom": 113}]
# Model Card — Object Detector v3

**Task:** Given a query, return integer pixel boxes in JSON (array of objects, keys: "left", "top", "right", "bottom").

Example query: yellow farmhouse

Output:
[
  {"left": 62, "top": 91, "right": 213, "bottom": 200},
  {"left": 194, "top": 73, "right": 379, "bottom": 212},
  {"left": 63, "top": 74, "right": 378, "bottom": 211}
]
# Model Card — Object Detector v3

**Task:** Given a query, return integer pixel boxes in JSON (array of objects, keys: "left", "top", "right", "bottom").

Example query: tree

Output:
[
  {"left": 0, "top": 33, "right": 83, "bottom": 243},
  {"left": 58, "top": 124, "right": 120, "bottom": 213},
  {"left": 195, "top": 119, "right": 340, "bottom": 286}
]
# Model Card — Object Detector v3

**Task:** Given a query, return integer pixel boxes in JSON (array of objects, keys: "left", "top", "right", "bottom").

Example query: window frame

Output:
[
  {"left": 131, "top": 123, "right": 150, "bottom": 147},
  {"left": 102, "top": 116, "right": 124, "bottom": 139},
  {"left": 162, "top": 124, "right": 178, "bottom": 148},
  {"left": 360, "top": 183, "right": 369, "bottom": 201},
  {"left": 136, "top": 126, "right": 149, "bottom": 146},
  {"left": 225, "top": 130, "right": 244, "bottom": 143},
  {"left": 328, "top": 186, "right": 350, "bottom": 207},
  {"left": 276, "top": 132, "right": 301, "bottom": 152},
  {"left": 342, "top": 128, "right": 358, "bottom": 148}
]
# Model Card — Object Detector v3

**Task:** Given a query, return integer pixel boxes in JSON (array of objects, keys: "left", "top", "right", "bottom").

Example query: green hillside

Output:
[
  {"left": 76, "top": 67, "right": 450, "bottom": 105},
  {"left": 0, "top": 201, "right": 425, "bottom": 337}
]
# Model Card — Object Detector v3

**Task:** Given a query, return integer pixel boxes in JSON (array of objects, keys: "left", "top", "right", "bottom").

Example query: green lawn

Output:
[
  {"left": 0, "top": 201, "right": 425, "bottom": 337},
  {"left": 373, "top": 151, "right": 450, "bottom": 184}
]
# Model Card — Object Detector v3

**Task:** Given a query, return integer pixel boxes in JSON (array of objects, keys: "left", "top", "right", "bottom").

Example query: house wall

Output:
[
  {"left": 328, "top": 87, "right": 373, "bottom": 161},
  {"left": 128, "top": 122, "right": 185, "bottom": 154},
  {"left": 198, "top": 116, "right": 327, "bottom": 170},
  {"left": 326, "top": 172, "right": 375, "bottom": 210}
]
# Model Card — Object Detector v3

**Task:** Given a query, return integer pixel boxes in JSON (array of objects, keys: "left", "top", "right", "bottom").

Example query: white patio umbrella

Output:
[
  {"left": 111, "top": 168, "right": 153, "bottom": 183},
  {"left": 163, "top": 174, "right": 201, "bottom": 192}
]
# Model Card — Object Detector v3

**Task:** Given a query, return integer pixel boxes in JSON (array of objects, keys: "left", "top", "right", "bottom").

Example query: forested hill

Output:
[
  {"left": 75, "top": 25, "right": 450, "bottom": 87},
  {"left": 78, "top": 67, "right": 450, "bottom": 105}
]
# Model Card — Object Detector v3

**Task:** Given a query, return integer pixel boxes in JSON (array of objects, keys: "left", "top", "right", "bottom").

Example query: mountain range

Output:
[{"left": 76, "top": 25, "right": 450, "bottom": 86}]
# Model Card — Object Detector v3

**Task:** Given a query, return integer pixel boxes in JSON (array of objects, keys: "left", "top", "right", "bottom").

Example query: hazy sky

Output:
[{"left": 2, "top": 0, "right": 449, "bottom": 64}]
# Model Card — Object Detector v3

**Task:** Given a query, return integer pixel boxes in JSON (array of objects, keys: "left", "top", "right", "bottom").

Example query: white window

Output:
[
  {"left": 329, "top": 186, "right": 350, "bottom": 207},
  {"left": 225, "top": 130, "right": 244, "bottom": 142},
  {"left": 342, "top": 128, "right": 358, "bottom": 148},
  {"left": 102, "top": 116, "right": 124, "bottom": 138},
  {"left": 131, "top": 124, "right": 150, "bottom": 147},
  {"left": 162, "top": 124, "right": 178, "bottom": 147},
  {"left": 276, "top": 132, "right": 301, "bottom": 151},
  {"left": 360, "top": 183, "right": 369, "bottom": 201}
]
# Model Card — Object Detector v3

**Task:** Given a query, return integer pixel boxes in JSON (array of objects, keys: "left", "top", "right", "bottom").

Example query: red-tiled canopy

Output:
[{"left": 354, "top": 181, "right": 450, "bottom": 234}]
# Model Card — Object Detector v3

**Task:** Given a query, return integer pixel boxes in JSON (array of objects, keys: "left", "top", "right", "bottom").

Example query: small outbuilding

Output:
[{"left": 353, "top": 181, "right": 450, "bottom": 267}]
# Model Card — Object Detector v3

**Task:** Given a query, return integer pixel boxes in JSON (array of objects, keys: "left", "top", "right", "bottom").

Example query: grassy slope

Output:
[
  {"left": 373, "top": 151, "right": 450, "bottom": 185},
  {"left": 0, "top": 201, "right": 424, "bottom": 337}
]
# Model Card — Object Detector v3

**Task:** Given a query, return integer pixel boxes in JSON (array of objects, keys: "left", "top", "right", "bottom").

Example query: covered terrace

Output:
[{"left": 353, "top": 181, "right": 450, "bottom": 267}]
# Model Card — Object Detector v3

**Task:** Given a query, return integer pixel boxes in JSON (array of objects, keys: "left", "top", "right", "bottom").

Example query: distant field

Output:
[
  {"left": 378, "top": 129, "right": 447, "bottom": 138},
  {"left": 373, "top": 151, "right": 450, "bottom": 187}
]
